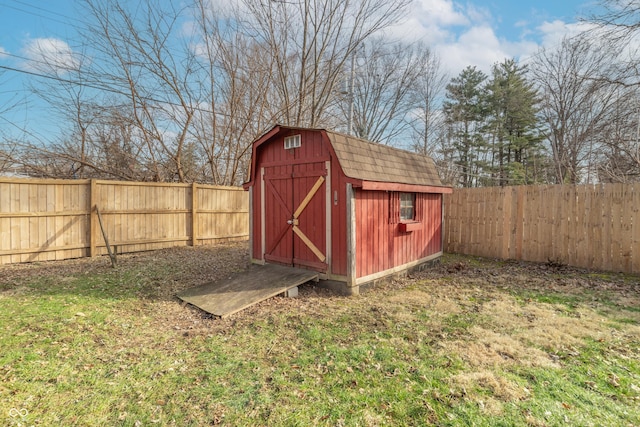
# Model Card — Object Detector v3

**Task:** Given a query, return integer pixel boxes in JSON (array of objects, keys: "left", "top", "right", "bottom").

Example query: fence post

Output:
[
  {"left": 89, "top": 179, "right": 97, "bottom": 257},
  {"left": 191, "top": 182, "right": 198, "bottom": 246}
]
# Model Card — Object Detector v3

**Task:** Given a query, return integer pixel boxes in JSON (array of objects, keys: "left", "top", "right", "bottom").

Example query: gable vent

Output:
[{"left": 284, "top": 134, "right": 301, "bottom": 149}]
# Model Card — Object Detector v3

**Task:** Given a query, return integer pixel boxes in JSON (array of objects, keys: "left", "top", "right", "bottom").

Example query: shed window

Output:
[
  {"left": 399, "top": 193, "right": 415, "bottom": 221},
  {"left": 284, "top": 134, "right": 301, "bottom": 149}
]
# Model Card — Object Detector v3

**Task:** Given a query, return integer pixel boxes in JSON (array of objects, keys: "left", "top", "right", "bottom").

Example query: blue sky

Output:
[
  {"left": 0, "top": 0, "right": 592, "bottom": 141},
  {"left": 487, "top": 0, "right": 589, "bottom": 35}
]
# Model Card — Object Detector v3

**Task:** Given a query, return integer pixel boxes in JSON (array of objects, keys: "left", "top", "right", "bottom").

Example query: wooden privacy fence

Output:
[
  {"left": 444, "top": 184, "right": 640, "bottom": 274},
  {"left": 0, "top": 178, "right": 249, "bottom": 265}
]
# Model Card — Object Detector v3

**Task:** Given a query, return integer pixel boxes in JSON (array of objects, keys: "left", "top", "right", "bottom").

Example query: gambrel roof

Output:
[{"left": 325, "top": 131, "right": 443, "bottom": 187}]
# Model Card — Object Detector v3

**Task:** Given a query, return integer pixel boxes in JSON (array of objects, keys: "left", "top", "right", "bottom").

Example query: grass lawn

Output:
[{"left": 1, "top": 242, "right": 639, "bottom": 426}]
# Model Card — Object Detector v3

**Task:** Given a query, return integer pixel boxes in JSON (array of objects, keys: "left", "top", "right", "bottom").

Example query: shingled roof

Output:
[{"left": 325, "top": 131, "right": 443, "bottom": 187}]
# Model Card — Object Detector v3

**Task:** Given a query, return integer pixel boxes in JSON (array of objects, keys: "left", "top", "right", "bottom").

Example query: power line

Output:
[
  {"left": 1, "top": 51, "right": 82, "bottom": 73},
  {"left": 0, "top": 63, "right": 229, "bottom": 117},
  {"left": 0, "top": 0, "right": 81, "bottom": 28},
  {"left": 11, "top": 0, "right": 75, "bottom": 20}
]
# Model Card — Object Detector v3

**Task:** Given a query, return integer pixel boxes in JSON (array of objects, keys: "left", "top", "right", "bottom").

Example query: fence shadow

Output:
[{"left": 26, "top": 215, "right": 84, "bottom": 263}]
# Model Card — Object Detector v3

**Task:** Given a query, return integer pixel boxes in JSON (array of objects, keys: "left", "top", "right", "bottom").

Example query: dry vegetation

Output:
[{"left": 1, "top": 243, "right": 639, "bottom": 426}]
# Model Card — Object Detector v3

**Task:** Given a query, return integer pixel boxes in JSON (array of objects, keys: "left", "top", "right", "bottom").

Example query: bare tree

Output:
[
  {"left": 339, "top": 40, "right": 429, "bottom": 144},
  {"left": 78, "top": 0, "right": 208, "bottom": 182},
  {"left": 587, "top": 0, "right": 640, "bottom": 39},
  {"left": 0, "top": 69, "right": 28, "bottom": 175},
  {"left": 26, "top": 48, "right": 106, "bottom": 179},
  {"left": 188, "top": 0, "right": 276, "bottom": 185},
  {"left": 0, "top": 69, "right": 26, "bottom": 128},
  {"left": 424, "top": 128, "right": 460, "bottom": 186},
  {"left": 596, "top": 86, "right": 640, "bottom": 182},
  {"left": 581, "top": 0, "right": 640, "bottom": 182},
  {"left": 2, "top": 40, "right": 113, "bottom": 179},
  {"left": 0, "top": 140, "right": 23, "bottom": 176},
  {"left": 531, "top": 35, "right": 619, "bottom": 183},
  {"left": 242, "top": 0, "right": 411, "bottom": 128},
  {"left": 411, "top": 46, "right": 448, "bottom": 155}
]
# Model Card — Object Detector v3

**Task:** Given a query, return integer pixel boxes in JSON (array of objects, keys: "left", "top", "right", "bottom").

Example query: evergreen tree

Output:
[
  {"left": 485, "top": 59, "right": 543, "bottom": 186},
  {"left": 443, "top": 66, "right": 488, "bottom": 187}
]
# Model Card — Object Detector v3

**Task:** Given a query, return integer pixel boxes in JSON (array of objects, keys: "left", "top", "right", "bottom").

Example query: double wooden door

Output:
[{"left": 263, "top": 162, "right": 328, "bottom": 272}]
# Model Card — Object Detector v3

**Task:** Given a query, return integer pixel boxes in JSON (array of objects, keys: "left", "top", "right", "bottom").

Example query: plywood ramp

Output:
[{"left": 177, "top": 264, "right": 318, "bottom": 317}]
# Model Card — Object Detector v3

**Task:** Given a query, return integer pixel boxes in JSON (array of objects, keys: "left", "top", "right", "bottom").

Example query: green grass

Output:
[{"left": 1, "top": 245, "right": 639, "bottom": 426}]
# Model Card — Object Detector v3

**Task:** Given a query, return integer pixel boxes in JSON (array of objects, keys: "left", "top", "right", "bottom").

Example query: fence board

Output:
[
  {"left": 574, "top": 186, "right": 586, "bottom": 268},
  {"left": 444, "top": 184, "right": 640, "bottom": 274},
  {"left": 0, "top": 178, "right": 249, "bottom": 265},
  {"left": 620, "top": 185, "right": 633, "bottom": 272},
  {"left": 545, "top": 186, "right": 555, "bottom": 261},
  {"left": 633, "top": 184, "right": 640, "bottom": 273}
]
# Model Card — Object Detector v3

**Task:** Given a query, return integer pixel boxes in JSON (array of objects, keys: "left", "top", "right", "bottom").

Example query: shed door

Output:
[{"left": 263, "top": 162, "right": 327, "bottom": 272}]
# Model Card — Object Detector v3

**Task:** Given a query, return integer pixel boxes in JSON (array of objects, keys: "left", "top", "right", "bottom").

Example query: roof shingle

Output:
[{"left": 325, "top": 131, "right": 443, "bottom": 187}]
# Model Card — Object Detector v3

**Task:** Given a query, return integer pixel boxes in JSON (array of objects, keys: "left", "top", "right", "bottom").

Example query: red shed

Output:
[{"left": 243, "top": 125, "right": 452, "bottom": 295}]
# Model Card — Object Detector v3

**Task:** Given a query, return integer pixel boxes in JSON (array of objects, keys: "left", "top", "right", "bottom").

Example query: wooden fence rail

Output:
[
  {"left": 0, "top": 178, "right": 249, "bottom": 265},
  {"left": 443, "top": 184, "right": 640, "bottom": 274}
]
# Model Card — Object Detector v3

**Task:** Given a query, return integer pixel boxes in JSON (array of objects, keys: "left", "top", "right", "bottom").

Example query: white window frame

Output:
[{"left": 284, "top": 134, "right": 301, "bottom": 149}]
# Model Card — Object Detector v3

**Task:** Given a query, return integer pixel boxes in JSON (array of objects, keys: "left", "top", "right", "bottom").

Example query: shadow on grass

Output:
[{"left": 0, "top": 242, "right": 251, "bottom": 303}]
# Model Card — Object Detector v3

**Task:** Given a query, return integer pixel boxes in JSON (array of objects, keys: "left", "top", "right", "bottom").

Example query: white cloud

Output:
[
  {"left": 538, "top": 19, "right": 640, "bottom": 68},
  {"left": 464, "top": 3, "right": 492, "bottom": 25},
  {"left": 435, "top": 26, "right": 510, "bottom": 75},
  {"left": 386, "top": 1, "right": 590, "bottom": 78},
  {"left": 386, "top": 0, "right": 518, "bottom": 75},
  {"left": 21, "top": 38, "right": 81, "bottom": 74},
  {"left": 181, "top": 20, "right": 198, "bottom": 39},
  {"left": 417, "top": 0, "right": 469, "bottom": 27},
  {"left": 387, "top": 0, "right": 469, "bottom": 44},
  {"left": 397, "top": 18, "right": 539, "bottom": 76},
  {"left": 537, "top": 20, "right": 585, "bottom": 46}
]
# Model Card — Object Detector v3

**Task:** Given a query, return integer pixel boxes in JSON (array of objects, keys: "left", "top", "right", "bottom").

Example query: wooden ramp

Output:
[{"left": 177, "top": 264, "right": 319, "bottom": 318}]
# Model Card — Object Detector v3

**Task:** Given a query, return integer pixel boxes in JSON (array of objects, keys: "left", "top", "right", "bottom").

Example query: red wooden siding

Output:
[
  {"left": 355, "top": 190, "right": 442, "bottom": 279},
  {"left": 258, "top": 129, "right": 331, "bottom": 167}
]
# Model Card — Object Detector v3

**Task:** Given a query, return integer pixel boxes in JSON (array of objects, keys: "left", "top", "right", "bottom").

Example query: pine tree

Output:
[
  {"left": 443, "top": 66, "right": 488, "bottom": 187},
  {"left": 485, "top": 59, "right": 543, "bottom": 186}
]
